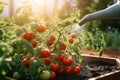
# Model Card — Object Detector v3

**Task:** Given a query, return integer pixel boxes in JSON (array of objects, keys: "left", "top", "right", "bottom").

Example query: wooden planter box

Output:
[{"left": 81, "top": 54, "right": 120, "bottom": 80}]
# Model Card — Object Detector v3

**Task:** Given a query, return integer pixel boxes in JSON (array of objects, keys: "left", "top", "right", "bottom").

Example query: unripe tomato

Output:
[
  {"left": 40, "top": 49, "right": 51, "bottom": 58},
  {"left": 50, "top": 71, "right": 56, "bottom": 80},
  {"left": 68, "top": 38, "right": 74, "bottom": 44},
  {"left": 85, "top": 44, "right": 93, "bottom": 50},
  {"left": 70, "top": 33, "right": 77, "bottom": 38},
  {"left": 62, "top": 57, "right": 73, "bottom": 66},
  {"left": 22, "top": 58, "right": 31, "bottom": 67},
  {"left": 37, "top": 24, "right": 46, "bottom": 33},
  {"left": 22, "top": 32, "right": 36, "bottom": 41},
  {"left": 51, "top": 63, "right": 60, "bottom": 72},
  {"left": 40, "top": 70, "right": 51, "bottom": 80},
  {"left": 73, "top": 65, "right": 81, "bottom": 74},
  {"left": 13, "top": 72, "right": 21, "bottom": 79},
  {"left": 65, "top": 67, "right": 73, "bottom": 74},
  {"left": 43, "top": 57, "right": 50, "bottom": 65}
]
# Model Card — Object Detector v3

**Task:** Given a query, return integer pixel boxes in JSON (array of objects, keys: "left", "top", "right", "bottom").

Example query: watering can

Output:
[{"left": 79, "top": 1, "right": 120, "bottom": 26}]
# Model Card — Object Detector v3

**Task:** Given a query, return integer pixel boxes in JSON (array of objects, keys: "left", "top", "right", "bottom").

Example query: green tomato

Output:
[
  {"left": 85, "top": 44, "right": 93, "bottom": 50},
  {"left": 13, "top": 72, "right": 21, "bottom": 79},
  {"left": 40, "top": 70, "right": 51, "bottom": 80}
]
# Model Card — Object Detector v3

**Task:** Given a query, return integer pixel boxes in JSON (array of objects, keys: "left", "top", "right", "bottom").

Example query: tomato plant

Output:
[{"left": 0, "top": 8, "right": 106, "bottom": 80}]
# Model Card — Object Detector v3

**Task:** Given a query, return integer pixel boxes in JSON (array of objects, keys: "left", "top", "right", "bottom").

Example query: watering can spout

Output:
[{"left": 79, "top": 2, "right": 120, "bottom": 26}]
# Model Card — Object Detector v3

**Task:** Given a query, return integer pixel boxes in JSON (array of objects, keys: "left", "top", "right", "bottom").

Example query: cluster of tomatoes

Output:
[{"left": 19, "top": 23, "right": 81, "bottom": 80}]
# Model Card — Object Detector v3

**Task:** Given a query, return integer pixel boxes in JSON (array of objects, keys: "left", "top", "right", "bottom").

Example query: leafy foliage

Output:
[
  {"left": 104, "top": 28, "right": 120, "bottom": 50},
  {"left": 0, "top": 1, "right": 7, "bottom": 13}
]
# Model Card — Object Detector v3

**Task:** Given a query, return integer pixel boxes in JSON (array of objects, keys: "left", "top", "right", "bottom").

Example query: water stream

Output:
[{"left": 71, "top": 24, "right": 85, "bottom": 33}]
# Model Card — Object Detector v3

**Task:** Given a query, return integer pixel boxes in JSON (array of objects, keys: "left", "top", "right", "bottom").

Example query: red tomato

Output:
[
  {"left": 50, "top": 71, "right": 56, "bottom": 80},
  {"left": 62, "top": 57, "right": 73, "bottom": 66},
  {"left": 37, "top": 24, "right": 46, "bottom": 33},
  {"left": 40, "top": 49, "right": 51, "bottom": 58},
  {"left": 73, "top": 65, "right": 81, "bottom": 74},
  {"left": 70, "top": 33, "right": 77, "bottom": 38},
  {"left": 65, "top": 67, "right": 73, "bottom": 74},
  {"left": 59, "top": 43, "right": 67, "bottom": 50},
  {"left": 51, "top": 63, "right": 60, "bottom": 72},
  {"left": 43, "top": 58, "right": 50, "bottom": 65},
  {"left": 22, "top": 32, "right": 36, "bottom": 41},
  {"left": 68, "top": 38, "right": 74, "bottom": 44},
  {"left": 58, "top": 68, "right": 65, "bottom": 74},
  {"left": 31, "top": 40, "right": 38, "bottom": 48},
  {"left": 49, "top": 35, "right": 56, "bottom": 42},
  {"left": 58, "top": 54, "right": 65, "bottom": 62},
  {"left": 46, "top": 40, "right": 54, "bottom": 46},
  {"left": 22, "top": 58, "right": 31, "bottom": 67}
]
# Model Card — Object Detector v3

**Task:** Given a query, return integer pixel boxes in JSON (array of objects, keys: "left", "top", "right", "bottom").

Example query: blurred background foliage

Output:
[{"left": 0, "top": 0, "right": 120, "bottom": 51}]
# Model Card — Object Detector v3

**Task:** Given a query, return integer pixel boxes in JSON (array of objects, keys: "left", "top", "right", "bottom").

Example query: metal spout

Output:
[{"left": 79, "top": 2, "right": 120, "bottom": 26}]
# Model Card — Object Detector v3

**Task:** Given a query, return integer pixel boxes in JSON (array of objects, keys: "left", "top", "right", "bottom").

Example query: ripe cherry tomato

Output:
[
  {"left": 22, "top": 58, "right": 31, "bottom": 67},
  {"left": 50, "top": 71, "right": 56, "bottom": 80},
  {"left": 40, "top": 49, "right": 51, "bottom": 58},
  {"left": 58, "top": 54, "right": 65, "bottom": 62},
  {"left": 49, "top": 35, "right": 56, "bottom": 42},
  {"left": 22, "top": 32, "right": 36, "bottom": 41},
  {"left": 51, "top": 63, "right": 60, "bottom": 72},
  {"left": 73, "top": 65, "right": 81, "bottom": 74},
  {"left": 46, "top": 40, "right": 54, "bottom": 46},
  {"left": 70, "top": 33, "right": 77, "bottom": 38},
  {"left": 37, "top": 24, "right": 46, "bottom": 33},
  {"left": 59, "top": 43, "right": 66, "bottom": 50},
  {"left": 68, "top": 38, "right": 74, "bottom": 44},
  {"left": 43, "top": 57, "right": 50, "bottom": 65},
  {"left": 62, "top": 57, "right": 73, "bottom": 66},
  {"left": 58, "top": 68, "right": 65, "bottom": 74},
  {"left": 31, "top": 40, "right": 38, "bottom": 48},
  {"left": 65, "top": 67, "right": 73, "bottom": 74}
]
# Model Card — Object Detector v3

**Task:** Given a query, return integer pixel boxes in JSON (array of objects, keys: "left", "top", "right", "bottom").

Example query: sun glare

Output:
[{"left": 34, "top": 0, "right": 44, "bottom": 7}]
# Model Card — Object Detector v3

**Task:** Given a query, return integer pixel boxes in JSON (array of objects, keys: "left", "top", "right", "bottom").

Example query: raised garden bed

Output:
[
  {"left": 82, "top": 54, "right": 120, "bottom": 80},
  {"left": 54, "top": 54, "right": 120, "bottom": 80},
  {"left": 5, "top": 54, "right": 120, "bottom": 80}
]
